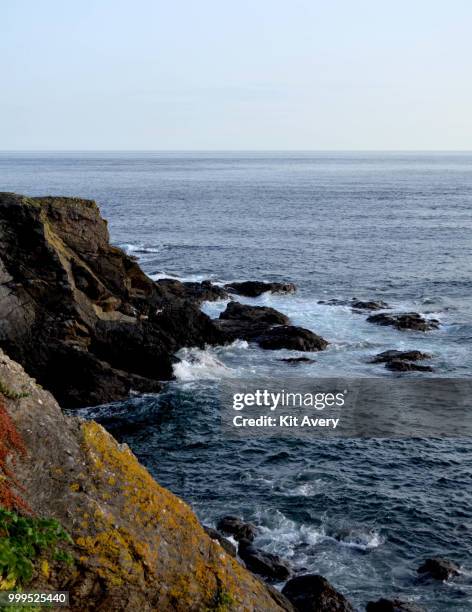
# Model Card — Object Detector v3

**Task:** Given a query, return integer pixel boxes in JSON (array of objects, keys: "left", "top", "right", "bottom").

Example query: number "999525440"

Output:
[{"left": 0, "top": 591, "right": 69, "bottom": 606}]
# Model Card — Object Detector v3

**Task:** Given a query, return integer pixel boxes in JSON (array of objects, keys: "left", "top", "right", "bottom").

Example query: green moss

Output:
[
  {"left": 0, "top": 381, "right": 29, "bottom": 401},
  {"left": 0, "top": 508, "right": 73, "bottom": 590}
]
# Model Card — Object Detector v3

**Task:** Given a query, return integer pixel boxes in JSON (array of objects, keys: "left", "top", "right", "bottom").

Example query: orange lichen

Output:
[
  {"left": 77, "top": 421, "right": 276, "bottom": 610},
  {"left": 0, "top": 399, "right": 29, "bottom": 512}
]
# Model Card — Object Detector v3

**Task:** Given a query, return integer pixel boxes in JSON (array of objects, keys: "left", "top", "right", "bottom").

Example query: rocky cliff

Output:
[
  {"left": 0, "top": 193, "right": 225, "bottom": 408},
  {"left": 0, "top": 348, "right": 291, "bottom": 611}
]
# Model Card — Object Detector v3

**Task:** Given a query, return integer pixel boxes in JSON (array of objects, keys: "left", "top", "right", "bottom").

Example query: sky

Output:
[{"left": 1, "top": 0, "right": 471, "bottom": 150}]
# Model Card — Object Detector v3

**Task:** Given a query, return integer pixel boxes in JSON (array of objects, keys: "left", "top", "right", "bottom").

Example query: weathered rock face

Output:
[
  {"left": 367, "top": 313, "right": 440, "bottom": 332},
  {"left": 224, "top": 281, "right": 296, "bottom": 297},
  {"left": 155, "top": 278, "right": 228, "bottom": 303},
  {"left": 0, "top": 349, "right": 291, "bottom": 611},
  {"left": 0, "top": 193, "right": 225, "bottom": 408},
  {"left": 281, "top": 574, "right": 354, "bottom": 612}
]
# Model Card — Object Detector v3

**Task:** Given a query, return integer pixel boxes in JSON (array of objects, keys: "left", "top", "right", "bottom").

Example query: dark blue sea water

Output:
[{"left": 1, "top": 151, "right": 472, "bottom": 610}]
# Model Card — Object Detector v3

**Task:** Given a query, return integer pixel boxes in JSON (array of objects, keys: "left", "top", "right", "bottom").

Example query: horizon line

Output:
[{"left": 1, "top": 149, "right": 472, "bottom": 154}]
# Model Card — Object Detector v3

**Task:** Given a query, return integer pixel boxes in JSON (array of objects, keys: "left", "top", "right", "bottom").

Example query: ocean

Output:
[{"left": 1, "top": 151, "right": 472, "bottom": 610}]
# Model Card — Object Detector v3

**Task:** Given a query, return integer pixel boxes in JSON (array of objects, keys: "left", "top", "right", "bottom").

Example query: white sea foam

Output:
[{"left": 173, "top": 347, "right": 232, "bottom": 381}]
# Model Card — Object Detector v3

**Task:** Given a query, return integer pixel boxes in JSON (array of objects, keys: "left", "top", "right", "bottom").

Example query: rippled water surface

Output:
[{"left": 2, "top": 151, "right": 472, "bottom": 610}]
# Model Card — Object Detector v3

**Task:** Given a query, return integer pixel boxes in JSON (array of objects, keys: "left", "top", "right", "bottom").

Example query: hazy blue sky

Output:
[{"left": 1, "top": 0, "right": 471, "bottom": 150}]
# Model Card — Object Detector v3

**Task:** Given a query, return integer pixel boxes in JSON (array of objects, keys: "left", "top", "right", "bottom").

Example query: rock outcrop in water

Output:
[
  {"left": 417, "top": 557, "right": 460, "bottom": 581},
  {"left": 224, "top": 280, "right": 296, "bottom": 297},
  {"left": 281, "top": 574, "right": 354, "bottom": 612},
  {"left": 0, "top": 348, "right": 293, "bottom": 611},
  {"left": 216, "top": 301, "right": 290, "bottom": 340},
  {"left": 371, "top": 350, "right": 433, "bottom": 372},
  {"left": 215, "top": 302, "right": 328, "bottom": 352},
  {"left": 0, "top": 193, "right": 226, "bottom": 408},
  {"left": 367, "top": 313, "right": 440, "bottom": 332}
]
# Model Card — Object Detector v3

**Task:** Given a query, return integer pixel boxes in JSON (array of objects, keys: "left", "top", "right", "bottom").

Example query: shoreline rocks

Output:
[
  {"left": 318, "top": 298, "right": 390, "bottom": 311},
  {"left": 216, "top": 301, "right": 290, "bottom": 340},
  {"left": 224, "top": 280, "right": 296, "bottom": 297},
  {"left": 371, "top": 350, "right": 433, "bottom": 373},
  {"left": 367, "top": 313, "right": 440, "bottom": 332},
  {"left": 238, "top": 538, "right": 292, "bottom": 582},
  {"left": 203, "top": 526, "right": 237, "bottom": 557},
  {"left": 215, "top": 301, "right": 328, "bottom": 352},
  {"left": 257, "top": 325, "right": 329, "bottom": 352},
  {"left": 216, "top": 515, "right": 257, "bottom": 542},
  {"left": 155, "top": 278, "right": 229, "bottom": 303},
  {"left": 282, "top": 574, "right": 354, "bottom": 612}
]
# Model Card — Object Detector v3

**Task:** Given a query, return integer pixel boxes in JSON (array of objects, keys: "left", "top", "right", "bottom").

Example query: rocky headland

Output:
[{"left": 0, "top": 193, "right": 450, "bottom": 610}]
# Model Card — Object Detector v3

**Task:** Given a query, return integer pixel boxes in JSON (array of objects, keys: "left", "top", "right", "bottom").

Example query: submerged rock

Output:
[
  {"left": 279, "top": 357, "right": 316, "bottom": 364},
  {"left": 417, "top": 557, "right": 460, "bottom": 581},
  {"left": 366, "top": 598, "right": 427, "bottom": 612},
  {"left": 0, "top": 193, "right": 226, "bottom": 408},
  {"left": 281, "top": 574, "right": 354, "bottom": 612},
  {"left": 216, "top": 515, "right": 258, "bottom": 542},
  {"left": 238, "top": 539, "right": 291, "bottom": 582},
  {"left": 224, "top": 280, "right": 296, "bottom": 297},
  {"left": 367, "top": 313, "right": 440, "bottom": 332},
  {"left": 257, "top": 326, "right": 329, "bottom": 352}
]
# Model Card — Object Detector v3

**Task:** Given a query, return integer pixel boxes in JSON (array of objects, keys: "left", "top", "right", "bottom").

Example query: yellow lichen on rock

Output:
[{"left": 79, "top": 421, "right": 286, "bottom": 611}]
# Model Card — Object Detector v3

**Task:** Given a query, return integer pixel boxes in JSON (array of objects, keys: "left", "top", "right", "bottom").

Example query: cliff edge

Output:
[
  {"left": 0, "top": 193, "right": 224, "bottom": 408},
  {"left": 0, "top": 348, "right": 291, "bottom": 611}
]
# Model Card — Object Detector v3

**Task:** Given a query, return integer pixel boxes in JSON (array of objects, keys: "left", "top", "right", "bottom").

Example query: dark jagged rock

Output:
[
  {"left": 279, "top": 357, "right": 315, "bottom": 364},
  {"left": 367, "top": 313, "right": 440, "bottom": 332},
  {"left": 371, "top": 350, "right": 432, "bottom": 364},
  {"left": 0, "top": 193, "right": 226, "bottom": 408},
  {"left": 203, "top": 526, "right": 237, "bottom": 557},
  {"left": 220, "top": 301, "right": 289, "bottom": 325},
  {"left": 385, "top": 360, "right": 433, "bottom": 373},
  {"left": 216, "top": 301, "right": 290, "bottom": 341},
  {"left": 238, "top": 539, "right": 291, "bottom": 582},
  {"left": 257, "top": 326, "right": 329, "bottom": 352},
  {"left": 155, "top": 278, "right": 228, "bottom": 303},
  {"left": 351, "top": 299, "right": 390, "bottom": 311},
  {"left": 216, "top": 515, "right": 257, "bottom": 542},
  {"left": 417, "top": 558, "right": 460, "bottom": 581},
  {"left": 366, "top": 598, "right": 427, "bottom": 612},
  {"left": 224, "top": 280, "right": 296, "bottom": 297},
  {"left": 281, "top": 574, "right": 354, "bottom": 612}
]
